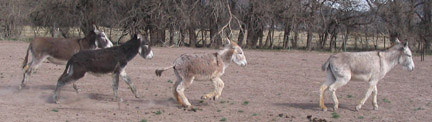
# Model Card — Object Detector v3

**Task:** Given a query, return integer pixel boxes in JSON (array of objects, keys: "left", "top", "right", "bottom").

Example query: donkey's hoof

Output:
[
  {"left": 322, "top": 108, "right": 328, "bottom": 111},
  {"left": 54, "top": 99, "right": 60, "bottom": 104},
  {"left": 187, "top": 106, "right": 201, "bottom": 112},
  {"left": 212, "top": 95, "right": 221, "bottom": 101},
  {"left": 18, "top": 84, "right": 25, "bottom": 90},
  {"left": 201, "top": 95, "right": 212, "bottom": 100},
  {"left": 180, "top": 104, "right": 193, "bottom": 110},
  {"left": 75, "top": 89, "right": 81, "bottom": 94},
  {"left": 373, "top": 106, "right": 379, "bottom": 110},
  {"left": 355, "top": 105, "right": 362, "bottom": 111},
  {"left": 333, "top": 107, "right": 338, "bottom": 111}
]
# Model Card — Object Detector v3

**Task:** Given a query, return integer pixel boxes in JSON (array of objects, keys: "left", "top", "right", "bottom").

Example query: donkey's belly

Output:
[
  {"left": 88, "top": 72, "right": 113, "bottom": 77},
  {"left": 193, "top": 72, "right": 223, "bottom": 81},
  {"left": 194, "top": 75, "right": 213, "bottom": 81},
  {"left": 47, "top": 57, "right": 67, "bottom": 65},
  {"left": 350, "top": 74, "right": 371, "bottom": 81}
]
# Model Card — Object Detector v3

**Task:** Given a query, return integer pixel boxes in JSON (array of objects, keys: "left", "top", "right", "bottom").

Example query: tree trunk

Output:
[
  {"left": 238, "top": 24, "right": 246, "bottom": 47},
  {"left": 264, "top": 31, "right": 271, "bottom": 48},
  {"left": 306, "top": 29, "right": 313, "bottom": 50},
  {"left": 343, "top": 29, "right": 349, "bottom": 51},
  {"left": 265, "top": 21, "right": 274, "bottom": 48},
  {"left": 354, "top": 36, "right": 358, "bottom": 50},
  {"left": 330, "top": 33, "right": 337, "bottom": 52},
  {"left": 283, "top": 23, "right": 291, "bottom": 49},
  {"left": 179, "top": 28, "right": 186, "bottom": 46},
  {"left": 188, "top": 27, "right": 197, "bottom": 47},
  {"left": 246, "top": 26, "right": 259, "bottom": 48},
  {"left": 292, "top": 29, "right": 298, "bottom": 48},
  {"left": 169, "top": 26, "right": 174, "bottom": 46},
  {"left": 150, "top": 27, "right": 166, "bottom": 46},
  {"left": 209, "top": 16, "right": 221, "bottom": 48}
]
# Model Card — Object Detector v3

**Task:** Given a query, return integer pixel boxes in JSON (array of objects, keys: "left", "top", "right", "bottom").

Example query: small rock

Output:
[
  {"left": 307, "top": 115, "right": 312, "bottom": 120},
  {"left": 279, "top": 114, "right": 284, "bottom": 117}
]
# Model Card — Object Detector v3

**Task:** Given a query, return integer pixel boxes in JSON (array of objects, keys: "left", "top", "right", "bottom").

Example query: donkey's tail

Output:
[
  {"left": 61, "top": 60, "right": 73, "bottom": 77},
  {"left": 22, "top": 44, "right": 31, "bottom": 70},
  {"left": 155, "top": 65, "right": 174, "bottom": 77},
  {"left": 321, "top": 56, "right": 332, "bottom": 71}
]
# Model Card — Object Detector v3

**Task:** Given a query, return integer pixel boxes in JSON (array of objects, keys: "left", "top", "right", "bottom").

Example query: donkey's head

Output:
[
  {"left": 225, "top": 39, "right": 247, "bottom": 67},
  {"left": 394, "top": 39, "right": 414, "bottom": 71},
  {"left": 93, "top": 29, "right": 113, "bottom": 49},
  {"left": 135, "top": 34, "right": 153, "bottom": 59}
]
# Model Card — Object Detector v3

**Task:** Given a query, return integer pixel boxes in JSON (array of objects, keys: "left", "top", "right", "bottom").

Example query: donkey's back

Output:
[
  {"left": 31, "top": 37, "right": 81, "bottom": 60},
  {"left": 323, "top": 51, "right": 382, "bottom": 78},
  {"left": 172, "top": 53, "right": 224, "bottom": 81}
]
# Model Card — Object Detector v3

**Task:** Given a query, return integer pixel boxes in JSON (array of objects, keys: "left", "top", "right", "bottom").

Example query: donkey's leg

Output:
[
  {"left": 175, "top": 77, "right": 194, "bottom": 108},
  {"left": 112, "top": 73, "right": 121, "bottom": 101},
  {"left": 356, "top": 82, "right": 378, "bottom": 111},
  {"left": 372, "top": 85, "right": 379, "bottom": 110},
  {"left": 72, "top": 83, "right": 81, "bottom": 93},
  {"left": 328, "top": 77, "right": 349, "bottom": 111},
  {"left": 120, "top": 70, "right": 139, "bottom": 98},
  {"left": 53, "top": 74, "right": 68, "bottom": 104},
  {"left": 173, "top": 71, "right": 184, "bottom": 106},
  {"left": 320, "top": 70, "right": 335, "bottom": 111},
  {"left": 53, "top": 66, "right": 85, "bottom": 104},
  {"left": 20, "top": 55, "right": 47, "bottom": 89},
  {"left": 213, "top": 78, "right": 224, "bottom": 100},
  {"left": 202, "top": 77, "right": 224, "bottom": 100}
]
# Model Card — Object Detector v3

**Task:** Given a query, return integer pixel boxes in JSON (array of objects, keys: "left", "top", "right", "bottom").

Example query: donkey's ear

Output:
[
  {"left": 93, "top": 29, "right": 100, "bottom": 34},
  {"left": 93, "top": 25, "right": 100, "bottom": 33},
  {"left": 395, "top": 38, "right": 401, "bottom": 44},
  {"left": 132, "top": 34, "right": 139, "bottom": 40},
  {"left": 404, "top": 41, "right": 409, "bottom": 48},
  {"left": 224, "top": 39, "right": 231, "bottom": 46}
]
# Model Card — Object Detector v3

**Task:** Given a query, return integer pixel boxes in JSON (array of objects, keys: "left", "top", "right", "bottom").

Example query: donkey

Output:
[
  {"left": 155, "top": 39, "right": 247, "bottom": 108},
  {"left": 20, "top": 29, "right": 113, "bottom": 89},
  {"left": 319, "top": 39, "right": 414, "bottom": 111},
  {"left": 53, "top": 34, "right": 153, "bottom": 104}
]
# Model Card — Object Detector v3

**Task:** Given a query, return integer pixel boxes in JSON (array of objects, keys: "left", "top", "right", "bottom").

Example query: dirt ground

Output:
[{"left": 0, "top": 40, "right": 431, "bottom": 122}]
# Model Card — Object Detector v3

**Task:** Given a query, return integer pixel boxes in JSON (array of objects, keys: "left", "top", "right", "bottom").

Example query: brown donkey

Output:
[
  {"left": 155, "top": 39, "right": 247, "bottom": 108},
  {"left": 21, "top": 29, "right": 113, "bottom": 89}
]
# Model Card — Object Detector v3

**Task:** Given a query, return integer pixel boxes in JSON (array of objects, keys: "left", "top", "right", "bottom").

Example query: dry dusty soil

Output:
[{"left": 0, "top": 40, "right": 431, "bottom": 122}]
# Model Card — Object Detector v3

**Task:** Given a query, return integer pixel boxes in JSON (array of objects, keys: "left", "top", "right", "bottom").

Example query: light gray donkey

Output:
[{"left": 320, "top": 39, "right": 414, "bottom": 111}]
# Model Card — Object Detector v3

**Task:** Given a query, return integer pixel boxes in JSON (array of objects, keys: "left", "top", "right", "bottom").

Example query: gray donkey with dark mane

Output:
[
  {"left": 53, "top": 34, "right": 153, "bottom": 104},
  {"left": 21, "top": 28, "right": 113, "bottom": 89},
  {"left": 320, "top": 39, "right": 415, "bottom": 111}
]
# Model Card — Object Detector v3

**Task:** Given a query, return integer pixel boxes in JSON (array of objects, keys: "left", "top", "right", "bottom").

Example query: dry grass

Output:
[{"left": 16, "top": 26, "right": 390, "bottom": 50}]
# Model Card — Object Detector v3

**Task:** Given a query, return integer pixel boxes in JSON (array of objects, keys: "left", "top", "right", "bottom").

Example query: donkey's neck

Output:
[
  {"left": 217, "top": 48, "right": 234, "bottom": 65},
  {"left": 381, "top": 50, "right": 401, "bottom": 73},
  {"left": 120, "top": 39, "right": 140, "bottom": 61},
  {"left": 80, "top": 33, "right": 97, "bottom": 49}
]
